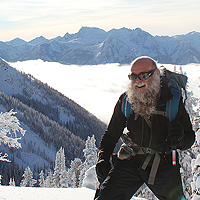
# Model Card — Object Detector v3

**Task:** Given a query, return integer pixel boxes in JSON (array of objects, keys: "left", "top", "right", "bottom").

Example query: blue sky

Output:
[{"left": 0, "top": 0, "right": 200, "bottom": 41}]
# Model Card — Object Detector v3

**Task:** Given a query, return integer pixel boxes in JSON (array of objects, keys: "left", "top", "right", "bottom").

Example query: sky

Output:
[
  {"left": 10, "top": 60, "right": 200, "bottom": 124},
  {"left": 0, "top": 0, "right": 200, "bottom": 42}
]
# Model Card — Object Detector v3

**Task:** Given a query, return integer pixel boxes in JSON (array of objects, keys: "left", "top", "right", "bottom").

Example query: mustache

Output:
[{"left": 134, "top": 82, "right": 147, "bottom": 88}]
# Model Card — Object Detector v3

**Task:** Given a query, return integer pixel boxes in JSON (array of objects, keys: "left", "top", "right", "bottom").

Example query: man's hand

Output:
[
  {"left": 96, "top": 159, "right": 111, "bottom": 183},
  {"left": 168, "top": 121, "right": 184, "bottom": 149}
]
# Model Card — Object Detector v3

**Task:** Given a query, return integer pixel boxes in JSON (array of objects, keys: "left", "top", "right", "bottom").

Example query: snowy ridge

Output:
[{"left": 1, "top": 27, "right": 200, "bottom": 65}]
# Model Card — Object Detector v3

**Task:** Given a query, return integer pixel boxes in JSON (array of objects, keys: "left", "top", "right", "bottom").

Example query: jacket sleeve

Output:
[
  {"left": 98, "top": 94, "right": 127, "bottom": 160},
  {"left": 177, "top": 99, "right": 195, "bottom": 150}
]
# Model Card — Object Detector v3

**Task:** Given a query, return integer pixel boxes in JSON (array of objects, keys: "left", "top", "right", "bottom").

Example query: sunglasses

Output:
[{"left": 128, "top": 68, "right": 156, "bottom": 81}]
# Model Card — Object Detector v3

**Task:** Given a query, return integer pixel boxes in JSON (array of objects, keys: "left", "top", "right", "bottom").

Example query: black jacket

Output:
[{"left": 99, "top": 82, "right": 195, "bottom": 160}]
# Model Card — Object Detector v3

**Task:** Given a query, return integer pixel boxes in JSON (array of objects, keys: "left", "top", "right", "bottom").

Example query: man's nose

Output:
[{"left": 135, "top": 77, "right": 141, "bottom": 83}]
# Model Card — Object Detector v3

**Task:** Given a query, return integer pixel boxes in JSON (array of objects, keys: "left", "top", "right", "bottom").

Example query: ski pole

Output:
[{"left": 172, "top": 150, "right": 176, "bottom": 166}]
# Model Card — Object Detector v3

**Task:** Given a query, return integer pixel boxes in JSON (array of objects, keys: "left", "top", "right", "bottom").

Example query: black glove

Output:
[
  {"left": 168, "top": 121, "right": 184, "bottom": 149},
  {"left": 96, "top": 159, "right": 111, "bottom": 183}
]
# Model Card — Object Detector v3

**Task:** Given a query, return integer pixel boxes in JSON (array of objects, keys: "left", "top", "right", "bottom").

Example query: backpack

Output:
[{"left": 122, "top": 67, "right": 188, "bottom": 122}]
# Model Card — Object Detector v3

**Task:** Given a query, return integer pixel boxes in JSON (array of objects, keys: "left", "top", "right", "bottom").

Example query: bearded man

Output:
[{"left": 94, "top": 56, "right": 195, "bottom": 200}]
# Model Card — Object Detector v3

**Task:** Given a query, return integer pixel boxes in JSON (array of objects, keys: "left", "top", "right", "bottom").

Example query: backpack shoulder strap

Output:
[
  {"left": 165, "top": 87, "right": 181, "bottom": 121},
  {"left": 121, "top": 93, "right": 132, "bottom": 119}
]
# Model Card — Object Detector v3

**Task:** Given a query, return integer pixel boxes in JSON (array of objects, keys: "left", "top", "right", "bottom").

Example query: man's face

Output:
[
  {"left": 127, "top": 58, "right": 161, "bottom": 116},
  {"left": 130, "top": 59, "right": 160, "bottom": 92}
]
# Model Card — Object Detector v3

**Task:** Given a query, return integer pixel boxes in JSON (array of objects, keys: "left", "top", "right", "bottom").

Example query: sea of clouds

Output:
[{"left": 10, "top": 60, "right": 200, "bottom": 124}]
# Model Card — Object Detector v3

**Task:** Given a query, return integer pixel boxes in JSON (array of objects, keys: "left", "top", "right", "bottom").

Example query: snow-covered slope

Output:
[
  {"left": 1, "top": 27, "right": 200, "bottom": 65},
  {"left": 0, "top": 58, "right": 106, "bottom": 185},
  {"left": 95, "top": 34, "right": 135, "bottom": 64}
]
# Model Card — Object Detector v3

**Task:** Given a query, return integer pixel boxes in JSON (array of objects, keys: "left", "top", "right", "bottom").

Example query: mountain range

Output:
[
  {"left": 0, "top": 57, "right": 106, "bottom": 185},
  {"left": 1, "top": 27, "right": 200, "bottom": 65}
]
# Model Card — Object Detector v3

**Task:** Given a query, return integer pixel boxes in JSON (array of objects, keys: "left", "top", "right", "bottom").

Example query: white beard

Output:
[{"left": 127, "top": 72, "right": 161, "bottom": 116}]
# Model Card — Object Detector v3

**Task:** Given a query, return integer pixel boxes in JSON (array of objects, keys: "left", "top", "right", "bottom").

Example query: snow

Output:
[
  {"left": 82, "top": 165, "right": 98, "bottom": 190},
  {"left": 0, "top": 186, "right": 95, "bottom": 200},
  {"left": 0, "top": 165, "right": 146, "bottom": 200},
  {"left": 0, "top": 185, "right": 145, "bottom": 200}
]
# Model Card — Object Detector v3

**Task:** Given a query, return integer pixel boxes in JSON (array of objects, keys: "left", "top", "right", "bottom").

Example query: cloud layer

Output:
[{"left": 10, "top": 60, "right": 200, "bottom": 124}]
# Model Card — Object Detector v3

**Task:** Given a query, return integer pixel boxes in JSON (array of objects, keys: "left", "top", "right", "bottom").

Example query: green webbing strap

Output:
[
  {"left": 148, "top": 153, "right": 161, "bottom": 185},
  {"left": 141, "top": 153, "right": 161, "bottom": 185},
  {"left": 141, "top": 154, "right": 153, "bottom": 170}
]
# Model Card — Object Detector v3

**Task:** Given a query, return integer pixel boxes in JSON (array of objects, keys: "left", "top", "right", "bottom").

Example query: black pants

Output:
[{"left": 95, "top": 154, "right": 185, "bottom": 200}]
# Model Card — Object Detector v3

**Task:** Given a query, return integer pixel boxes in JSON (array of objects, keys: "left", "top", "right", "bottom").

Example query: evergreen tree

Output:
[
  {"left": 38, "top": 170, "right": 45, "bottom": 187},
  {"left": 67, "top": 158, "right": 83, "bottom": 188},
  {"left": 79, "top": 135, "right": 98, "bottom": 187},
  {"left": 191, "top": 129, "right": 200, "bottom": 199},
  {"left": 0, "top": 175, "right": 2, "bottom": 185},
  {"left": 179, "top": 90, "right": 200, "bottom": 199},
  {"left": 9, "top": 177, "right": 15, "bottom": 186},
  {"left": 20, "top": 166, "right": 37, "bottom": 187},
  {"left": 53, "top": 147, "right": 68, "bottom": 188},
  {"left": 0, "top": 110, "right": 26, "bottom": 162},
  {"left": 135, "top": 184, "right": 158, "bottom": 199},
  {"left": 44, "top": 171, "right": 53, "bottom": 188}
]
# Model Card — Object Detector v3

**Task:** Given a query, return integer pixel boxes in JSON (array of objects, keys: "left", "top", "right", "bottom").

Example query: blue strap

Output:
[
  {"left": 122, "top": 94, "right": 132, "bottom": 119},
  {"left": 166, "top": 87, "right": 181, "bottom": 121}
]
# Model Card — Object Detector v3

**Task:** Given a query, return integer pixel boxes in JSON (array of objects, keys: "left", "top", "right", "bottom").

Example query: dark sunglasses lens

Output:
[{"left": 128, "top": 74, "right": 137, "bottom": 81}]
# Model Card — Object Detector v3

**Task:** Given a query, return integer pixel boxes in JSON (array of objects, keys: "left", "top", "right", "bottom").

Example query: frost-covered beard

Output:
[{"left": 127, "top": 72, "right": 161, "bottom": 116}]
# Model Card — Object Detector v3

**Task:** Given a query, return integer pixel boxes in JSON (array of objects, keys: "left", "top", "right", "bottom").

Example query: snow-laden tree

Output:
[
  {"left": 185, "top": 91, "right": 200, "bottom": 132},
  {"left": 67, "top": 158, "right": 83, "bottom": 188},
  {"left": 9, "top": 177, "right": 15, "bottom": 186},
  {"left": 20, "top": 166, "right": 37, "bottom": 187},
  {"left": 53, "top": 147, "right": 68, "bottom": 188},
  {"left": 79, "top": 135, "right": 98, "bottom": 187},
  {"left": 134, "top": 183, "right": 158, "bottom": 200},
  {"left": 0, "top": 110, "right": 26, "bottom": 162},
  {"left": 191, "top": 129, "right": 200, "bottom": 199},
  {"left": 44, "top": 171, "right": 53, "bottom": 188},
  {"left": 38, "top": 170, "right": 45, "bottom": 187},
  {"left": 0, "top": 175, "right": 2, "bottom": 185},
  {"left": 179, "top": 90, "right": 200, "bottom": 199}
]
